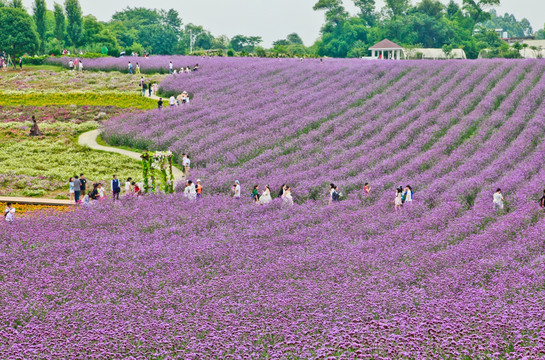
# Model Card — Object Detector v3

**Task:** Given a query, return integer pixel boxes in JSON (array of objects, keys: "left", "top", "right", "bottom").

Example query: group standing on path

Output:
[{"left": 68, "top": 59, "right": 84, "bottom": 72}]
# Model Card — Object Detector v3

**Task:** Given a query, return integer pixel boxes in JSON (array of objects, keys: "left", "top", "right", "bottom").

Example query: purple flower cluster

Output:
[{"left": 1, "top": 193, "right": 545, "bottom": 358}]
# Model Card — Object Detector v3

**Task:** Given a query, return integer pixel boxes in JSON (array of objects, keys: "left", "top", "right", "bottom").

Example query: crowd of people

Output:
[
  {"left": 0, "top": 52, "right": 23, "bottom": 70},
  {"left": 168, "top": 61, "right": 199, "bottom": 75},
  {"left": 231, "top": 182, "right": 294, "bottom": 207},
  {"left": 68, "top": 173, "right": 144, "bottom": 205},
  {"left": 68, "top": 59, "right": 84, "bottom": 71},
  {"left": 139, "top": 76, "right": 158, "bottom": 97}
]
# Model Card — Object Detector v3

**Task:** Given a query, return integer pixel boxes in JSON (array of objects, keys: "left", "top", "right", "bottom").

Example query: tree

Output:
[
  {"left": 229, "top": 35, "right": 262, "bottom": 52},
  {"left": 64, "top": 0, "right": 83, "bottom": 48},
  {"left": 353, "top": 0, "right": 376, "bottom": 26},
  {"left": 384, "top": 0, "right": 409, "bottom": 19},
  {"left": 462, "top": 0, "right": 500, "bottom": 26},
  {"left": 161, "top": 8, "right": 182, "bottom": 34},
  {"left": 313, "top": 0, "right": 348, "bottom": 26},
  {"left": 415, "top": 0, "right": 444, "bottom": 19},
  {"left": 287, "top": 33, "right": 304, "bottom": 45},
  {"left": 53, "top": 2, "right": 65, "bottom": 44},
  {"left": 139, "top": 24, "right": 178, "bottom": 54},
  {"left": 0, "top": 7, "right": 39, "bottom": 57},
  {"left": 32, "top": 0, "right": 46, "bottom": 53},
  {"left": 9, "top": 0, "right": 23, "bottom": 9},
  {"left": 111, "top": 7, "right": 159, "bottom": 29}
]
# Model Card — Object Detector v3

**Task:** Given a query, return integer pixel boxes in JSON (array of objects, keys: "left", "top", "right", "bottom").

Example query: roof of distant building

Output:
[{"left": 369, "top": 39, "right": 403, "bottom": 50}]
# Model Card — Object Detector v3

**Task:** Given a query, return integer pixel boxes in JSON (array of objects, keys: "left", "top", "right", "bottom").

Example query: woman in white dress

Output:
[
  {"left": 394, "top": 186, "right": 403, "bottom": 211},
  {"left": 259, "top": 185, "right": 272, "bottom": 204},
  {"left": 4, "top": 203, "right": 15, "bottom": 223},
  {"left": 282, "top": 186, "right": 294, "bottom": 207}
]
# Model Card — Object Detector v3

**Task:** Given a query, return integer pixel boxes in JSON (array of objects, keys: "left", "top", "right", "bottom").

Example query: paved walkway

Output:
[
  {"left": 78, "top": 129, "right": 185, "bottom": 182},
  {"left": 0, "top": 196, "right": 73, "bottom": 206}
]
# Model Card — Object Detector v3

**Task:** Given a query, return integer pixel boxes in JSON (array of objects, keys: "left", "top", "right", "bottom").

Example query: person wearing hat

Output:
[
  {"left": 196, "top": 179, "right": 203, "bottom": 199},
  {"left": 232, "top": 180, "right": 241, "bottom": 198}
]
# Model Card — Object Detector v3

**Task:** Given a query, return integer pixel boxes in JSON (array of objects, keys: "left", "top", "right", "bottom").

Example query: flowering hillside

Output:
[{"left": 3, "top": 58, "right": 545, "bottom": 358}]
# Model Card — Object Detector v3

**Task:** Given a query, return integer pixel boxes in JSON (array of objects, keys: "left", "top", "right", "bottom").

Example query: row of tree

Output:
[{"left": 0, "top": 0, "right": 543, "bottom": 59}]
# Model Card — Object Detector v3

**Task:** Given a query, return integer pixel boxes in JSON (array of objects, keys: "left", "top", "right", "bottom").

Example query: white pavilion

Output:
[{"left": 369, "top": 39, "right": 404, "bottom": 60}]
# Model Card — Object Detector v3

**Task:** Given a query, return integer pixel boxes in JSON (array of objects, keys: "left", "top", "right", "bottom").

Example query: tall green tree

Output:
[
  {"left": 313, "top": 0, "right": 348, "bottom": 26},
  {"left": 9, "top": 0, "right": 23, "bottom": 9},
  {"left": 462, "top": 0, "right": 501, "bottom": 27},
  {"left": 53, "top": 2, "right": 65, "bottom": 44},
  {"left": 64, "top": 0, "right": 83, "bottom": 48},
  {"left": 287, "top": 33, "right": 304, "bottom": 44},
  {"left": 32, "top": 0, "right": 46, "bottom": 53},
  {"left": 384, "top": 0, "right": 410, "bottom": 19},
  {"left": 353, "top": 0, "right": 376, "bottom": 26},
  {"left": 0, "top": 7, "right": 39, "bottom": 57},
  {"left": 161, "top": 8, "right": 182, "bottom": 34}
]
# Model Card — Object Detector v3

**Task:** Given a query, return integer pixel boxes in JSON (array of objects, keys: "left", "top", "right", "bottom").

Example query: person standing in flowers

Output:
[
  {"left": 282, "top": 186, "right": 294, "bottom": 207},
  {"left": 157, "top": 98, "right": 163, "bottom": 110},
  {"left": 540, "top": 189, "right": 545, "bottom": 209},
  {"left": 184, "top": 180, "right": 197, "bottom": 201},
  {"left": 128, "top": 61, "right": 133, "bottom": 74},
  {"left": 135, "top": 62, "right": 141, "bottom": 74},
  {"left": 169, "top": 95, "right": 176, "bottom": 108},
  {"left": 259, "top": 185, "right": 272, "bottom": 204},
  {"left": 78, "top": 61, "right": 83, "bottom": 72},
  {"left": 493, "top": 188, "right": 504, "bottom": 211},
  {"left": 232, "top": 180, "right": 241, "bottom": 199},
  {"left": 125, "top": 178, "right": 133, "bottom": 195},
  {"left": 363, "top": 183, "right": 371, "bottom": 195},
  {"left": 169, "top": 61, "right": 173, "bottom": 74},
  {"left": 196, "top": 179, "right": 203, "bottom": 199},
  {"left": 29, "top": 116, "right": 42, "bottom": 136},
  {"left": 403, "top": 185, "right": 413, "bottom": 203},
  {"left": 111, "top": 175, "right": 121, "bottom": 201},
  {"left": 98, "top": 183, "right": 105, "bottom": 200},
  {"left": 4, "top": 203, "right": 15, "bottom": 223},
  {"left": 252, "top": 185, "right": 260, "bottom": 203},
  {"left": 79, "top": 174, "right": 87, "bottom": 196},
  {"left": 278, "top": 184, "right": 287, "bottom": 198},
  {"left": 394, "top": 186, "right": 403, "bottom": 211},
  {"left": 182, "top": 153, "right": 191, "bottom": 177}
]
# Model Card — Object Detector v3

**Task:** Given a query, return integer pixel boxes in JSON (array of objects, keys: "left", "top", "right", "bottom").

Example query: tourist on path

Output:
[
  {"left": 111, "top": 175, "right": 121, "bottom": 201},
  {"left": 79, "top": 174, "right": 87, "bottom": 196},
  {"left": 394, "top": 186, "right": 403, "bottom": 211},
  {"left": 493, "top": 188, "right": 504, "bottom": 211},
  {"left": 4, "top": 203, "right": 15, "bottom": 223},
  {"left": 73, "top": 176, "right": 81, "bottom": 204},
  {"left": 69, "top": 177, "right": 75, "bottom": 201},
  {"left": 232, "top": 180, "right": 241, "bottom": 199},
  {"left": 259, "top": 185, "right": 272, "bottom": 204},
  {"left": 182, "top": 153, "right": 191, "bottom": 177},
  {"left": 148, "top": 81, "right": 152, "bottom": 97}
]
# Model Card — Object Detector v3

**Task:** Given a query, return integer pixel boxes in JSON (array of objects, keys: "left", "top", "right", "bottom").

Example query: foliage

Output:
[
  {"left": 141, "top": 151, "right": 175, "bottom": 193},
  {"left": 53, "top": 2, "right": 65, "bottom": 45},
  {"left": 482, "top": 10, "right": 533, "bottom": 37},
  {"left": 229, "top": 35, "right": 263, "bottom": 53},
  {"left": 0, "top": 7, "right": 39, "bottom": 57},
  {"left": 0, "top": 91, "right": 157, "bottom": 109},
  {"left": 64, "top": 0, "right": 83, "bottom": 48},
  {"left": 32, "top": 0, "right": 46, "bottom": 54}
]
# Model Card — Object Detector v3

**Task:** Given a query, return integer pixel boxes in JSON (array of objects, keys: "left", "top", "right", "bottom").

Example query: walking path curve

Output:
[
  {"left": 78, "top": 129, "right": 185, "bottom": 182},
  {"left": 0, "top": 196, "right": 73, "bottom": 206}
]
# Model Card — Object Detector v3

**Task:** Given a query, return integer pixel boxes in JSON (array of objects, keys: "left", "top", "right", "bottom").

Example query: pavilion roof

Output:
[{"left": 369, "top": 39, "right": 403, "bottom": 50}]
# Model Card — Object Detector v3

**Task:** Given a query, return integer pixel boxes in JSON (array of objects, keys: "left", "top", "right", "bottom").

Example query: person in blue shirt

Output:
[{"left": 111, "top": 175, "right": 121, "bottom": 201}]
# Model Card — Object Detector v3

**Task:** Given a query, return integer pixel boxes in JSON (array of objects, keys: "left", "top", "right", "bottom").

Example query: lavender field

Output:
[{"left": 3, "top": 58, "right": 545, "bottom": 358}]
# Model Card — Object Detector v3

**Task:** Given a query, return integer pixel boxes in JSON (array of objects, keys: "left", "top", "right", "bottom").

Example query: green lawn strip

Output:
[{"left": 0, "top": 91, "right": 156, "bottom": 109}]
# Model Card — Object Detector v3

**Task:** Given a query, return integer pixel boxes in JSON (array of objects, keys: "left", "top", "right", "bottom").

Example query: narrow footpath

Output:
[{"left": 78, "top": 129, "right": 185, "bottom": 182}]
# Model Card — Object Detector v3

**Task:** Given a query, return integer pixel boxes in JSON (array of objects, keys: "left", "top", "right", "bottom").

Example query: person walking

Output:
[
  {"left": 394, "top": 186, "right": 403, "bottom": 211},
  {"left": 69, "top": 59, "right": 74, "bottom": 71},
  {"left": 111, "top": 175, "right": 121, "bottom": 201},
  {"left": 79, "top": 174, "right": 87, "bottom": 196},
  {"left": 128, "top": 61, "right": 133, "bottom": 74},
  {"left": 493, "top": 188, "right": 504, "bottom": 211},
  {"left": 78, "top": 61, "right": 83, "bottom": 72},
  {"left": 169, "top": 61, "right": 173, "bottom": 74},
  {"left": 169, "top": 95, "right": 176, "bottom": 108},
  {"left": 404, "top": 185, "right": 413, "bottom": 203},
  {"left": 232, "top": 180, "right": 241, "bottom": 199},
  {"left": 69, "top": 177, "right": 75, "bottom": 201},
  {"left": 252, "top": 185, "right": 260, "bottom": 203},
  {"left": 196, "top": 179, "right": 203, "bottom": 199},
  {"left": 142, "top": 82, "right": 147, "bottom": 97},
  {"left": 135, "top": 62, "right": 141, "bottom": 74},
  {"left": 259, "top": 185, "right": 272, "bottom": 204},
  {"left": 148, "top": 81, "right": 152, "bottom": 97},
  {"left": 182, "top": 154, "right": 191, "bottom": 177},
  {"left": 282, "top": 186, "right": 294, "bottom": 207},
  {"left": 4, "top": 203, "right": 15, "bottom": 223},
  {"left": 158, "top": 98, "right": 163, "bottom": 110},
  {"left": 73, "top": 175, "right": 81, "bottom": 204}
]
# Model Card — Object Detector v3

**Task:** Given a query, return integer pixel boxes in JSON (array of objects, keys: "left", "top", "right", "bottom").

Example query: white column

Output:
[
  {"left": 381, "top": 50, "right": 384, "bottom": 59},
  {"left": 372, "top": 50, "right": 375, "bottom": 58}
]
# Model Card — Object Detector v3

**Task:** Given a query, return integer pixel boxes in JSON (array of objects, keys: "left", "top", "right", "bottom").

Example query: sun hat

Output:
[{"left": 235, "top": 180, "right": 240, "bottom": 184}]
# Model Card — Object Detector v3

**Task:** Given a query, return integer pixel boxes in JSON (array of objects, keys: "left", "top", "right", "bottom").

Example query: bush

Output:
[
  {"left": 23, "top": 56, "right": 49, "bottom": 65},
  {"left": 227, "top": 49, "right": 235, "bottom": 57},
  {"left": 23, "top": 189, "right": 46, "bottom": 197}
]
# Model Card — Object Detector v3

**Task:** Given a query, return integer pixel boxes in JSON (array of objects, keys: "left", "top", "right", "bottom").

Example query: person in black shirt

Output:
[
  {"left": 540, "top": 189, "right": 545, "bottom": 209},
  {"left": 89, "top": 183, "right": 99, "bottom": 201},
  {"left": 158, "top": 98, "right": 163, "bottom": 110},
  {"left": 79, "top": 173, "right": 87, "bottom": 196}
]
